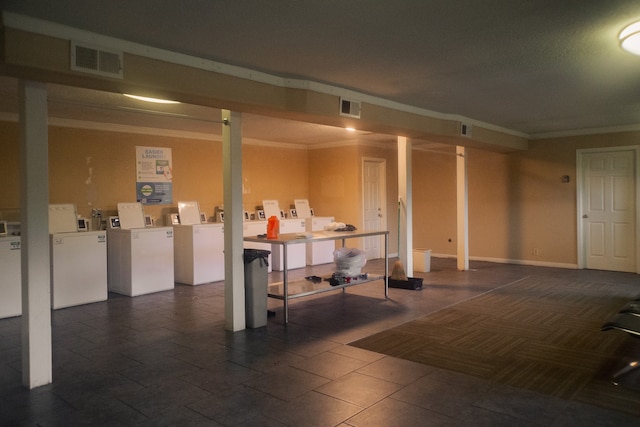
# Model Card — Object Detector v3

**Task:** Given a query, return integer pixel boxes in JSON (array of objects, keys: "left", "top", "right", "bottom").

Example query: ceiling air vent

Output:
[
  {"left": 339, "top": 97, "right": 361, "bottom": 119},
  {"left": 71, "top": 41, "right": 123, "bottom": 79}
]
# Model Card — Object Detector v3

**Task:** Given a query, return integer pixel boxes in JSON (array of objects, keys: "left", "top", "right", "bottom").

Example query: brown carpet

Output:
[{"left": 350, "top": 276, "right": 640, "bottom": 416}]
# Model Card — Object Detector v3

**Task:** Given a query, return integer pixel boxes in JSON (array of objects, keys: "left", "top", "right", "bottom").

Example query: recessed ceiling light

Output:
[
  {"left": 619, "top": 21, "right": 640, "bottom": 55},
  {"left": 123, "top": 94, "right": 181, "bottom": 104}
]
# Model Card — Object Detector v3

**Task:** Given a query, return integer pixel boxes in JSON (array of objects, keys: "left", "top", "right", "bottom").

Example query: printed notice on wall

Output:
[{"left": 136, "top": 146, "right": 173, "bottom": 205}]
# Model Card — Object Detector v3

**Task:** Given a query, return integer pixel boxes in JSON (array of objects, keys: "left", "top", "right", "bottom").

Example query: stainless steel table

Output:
[{"left": 244, "top": 229, "right": 389, "bottom": 324}]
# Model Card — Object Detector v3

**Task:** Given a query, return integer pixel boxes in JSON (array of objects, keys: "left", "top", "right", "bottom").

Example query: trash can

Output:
[
  {"left": 243, "top": 248, "right": 271, "bottom": 328},
  {"left": 413, "top": 249, "right": 432, "bottom": 272}
]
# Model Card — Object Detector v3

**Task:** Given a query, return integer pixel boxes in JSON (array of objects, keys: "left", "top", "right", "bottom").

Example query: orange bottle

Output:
[{"left": 267, "top": 215, "right": 280, "bottom": 239}]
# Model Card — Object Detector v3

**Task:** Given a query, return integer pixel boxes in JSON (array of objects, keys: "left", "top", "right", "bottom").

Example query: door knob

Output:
[{"left": 582, "top": 214, "right": 588, "bottom": 219}]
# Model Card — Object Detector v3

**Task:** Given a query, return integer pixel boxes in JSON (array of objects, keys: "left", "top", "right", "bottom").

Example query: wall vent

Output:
[
  {"left": 71, "top": 41, "right": 123, "bottom": 79},
  {"left": 460, "top": 122, "right": 472, "bottom": 137},
  {"left": 339, "top": 97, "right": 361, "bottom": 119}
]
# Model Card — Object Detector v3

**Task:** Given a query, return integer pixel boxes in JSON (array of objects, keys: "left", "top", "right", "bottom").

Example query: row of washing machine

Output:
[
  {"left": 0, "top": 216, "right": 336, "bottom": 319},
  {"left": 0, "top": 226, "right": 179, "bottom": 319},
  {"left": 174, "top": 216, "right": 335, "bottom": 280},
  {"left": 242, "top": 216, "right": 335, "bottom": 272}
]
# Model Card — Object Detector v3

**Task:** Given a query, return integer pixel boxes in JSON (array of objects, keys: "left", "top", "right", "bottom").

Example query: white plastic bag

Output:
[
  {"left": 324, "top": 221, "right": 346, "bottom": 231},
  {"left": 333, "top": 247, "right": 367, "bottom": 276}
]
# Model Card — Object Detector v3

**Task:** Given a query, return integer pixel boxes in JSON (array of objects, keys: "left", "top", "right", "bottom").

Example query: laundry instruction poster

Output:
[{"left": 135, "top": 146, "right": 173, "bottom": 205}]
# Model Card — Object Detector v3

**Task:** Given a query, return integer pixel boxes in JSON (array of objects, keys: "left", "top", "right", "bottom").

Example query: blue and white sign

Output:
[{"left": 136, "top": 146, "right": 173, "bottom": 205}]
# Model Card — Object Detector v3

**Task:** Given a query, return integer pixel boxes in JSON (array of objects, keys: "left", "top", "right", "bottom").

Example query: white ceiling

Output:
[{"left": 2, "top": 1, "right": 640, "bottom": 143}]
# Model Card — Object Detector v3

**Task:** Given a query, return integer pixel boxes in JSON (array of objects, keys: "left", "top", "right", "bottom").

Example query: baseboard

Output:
[{"left": 429, "top": 252, "right": 579, "bottom": 270}]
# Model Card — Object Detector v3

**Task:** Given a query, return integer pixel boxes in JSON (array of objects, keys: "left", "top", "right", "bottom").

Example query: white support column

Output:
[
  {"left": 397, "top": 136, "right": 413, "bottom": 275},
  {"left": 19, "top": 81, "right": 52, "bottom": 388},
  {"left": 456, "top": 146, "right": 469, "bottom": 271},
  {"left": 222, "top": 110, "right": 246, "bottom": 331}
]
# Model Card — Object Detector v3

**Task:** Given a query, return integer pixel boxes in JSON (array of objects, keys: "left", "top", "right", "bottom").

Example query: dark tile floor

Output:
[{"left": 1, "top": 257, "right": 640, "bottom": 426}]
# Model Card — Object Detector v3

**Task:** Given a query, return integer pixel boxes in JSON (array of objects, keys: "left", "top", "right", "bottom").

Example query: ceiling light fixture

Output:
[
  {"left": 619, "top": 21, "right": 640, "bottom": 55},
  {"left": 123, "top": 94, "right": 181, "bottom": 104},
  {"left": 345, "top": 127, "right": 356, "bottom": 132}
]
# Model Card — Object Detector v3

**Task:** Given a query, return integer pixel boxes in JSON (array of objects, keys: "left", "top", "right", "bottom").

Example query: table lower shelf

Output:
[{"left": 268, "top": 274, "right": 386, "bottom": 300}]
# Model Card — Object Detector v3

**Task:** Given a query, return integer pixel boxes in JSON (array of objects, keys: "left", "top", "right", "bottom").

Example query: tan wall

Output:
[
  {"left": 308, "top": 145, "right": 360, "bottom": 225},
  {"left": 47, "top": 126, "right": 223, "bottom": 222},
  {"left": 4, "top": 118, "right": 640, "bottom": 266},
  {"left": 411, "top": 142, "right": 580, "bottom": 263},
  {"left": 496, "top": 140, "right": 578, "bottom": 264},
  {"left": 412, "top": 148, "right": 458, "bottom": 255},
  {"left": 241, "top": 144, "right": 308, "bottom": 215},
  {"left": 1, "top": 121, "right": 309, "bottom": 225},
  {"left": 308, "top": 143, "right": 398, "bottom": 253},
  {"left": 411, "top": 131, "right": 640, "bottom": 266},
  {"left": 0, "top": 122, "right": 20, "bottom": 220},
  {"left": 509, "top": 131, "right": 640, "bottom": 264}
]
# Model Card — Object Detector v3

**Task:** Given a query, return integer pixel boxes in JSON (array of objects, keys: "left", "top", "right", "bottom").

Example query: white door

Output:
[
  {"left": 362, "top": 159, "right": 386, "bottom": 259},
  {"left": 581, "top": 149, "right": 636, "bottom": 272}
]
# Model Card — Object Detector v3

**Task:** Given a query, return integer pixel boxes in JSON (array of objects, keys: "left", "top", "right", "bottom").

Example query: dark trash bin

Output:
[{"left": 243, "top": 248, "right": 271, "bottom": 328}]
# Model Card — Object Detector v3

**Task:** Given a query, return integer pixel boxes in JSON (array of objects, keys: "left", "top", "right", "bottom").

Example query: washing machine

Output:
[
  {"left": 271, "top": 218, "right": 307, "bottom": 271},
  {"left": 48, "top": 203, "right": 108, "bottom": 309},
  {"left": 107, "top": 227, "right": 174, "bottom": 296},
  {"left": 243, "top": 220, "right": 272, "bottom": 272},
  {"left": 306, "top": 216, "right": 336, "bottom": 265},
  {"left": 0, "top": 236, "right": 21, "bottom": 318},
  {"left": 107, "top": 202, "right": 174, "bottom": 296},
  {"left": 173, "top": 223, "right": 224, "bottom": 285},
  {"left": 50, "top": 231, "right": 108, "bottom": 309},
  {"left": 173, "top": 200, "right": 224, "bottom": 285}
]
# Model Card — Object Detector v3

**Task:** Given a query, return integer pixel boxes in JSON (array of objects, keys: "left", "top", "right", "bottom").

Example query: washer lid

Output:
[
  {"left": 117, "top": 202, "right": 146, "bottom": 229},
  {"left": 178, "top": 201, "right": 201, "bottom": 225},
  {"left": 49, "top": 204, "right": 78, "bottom": 233}
]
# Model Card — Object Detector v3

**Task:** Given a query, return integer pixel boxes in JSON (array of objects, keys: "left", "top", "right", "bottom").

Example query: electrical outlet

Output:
[{"left": 533, "top": 248, "right": 540, "bottom": 256}]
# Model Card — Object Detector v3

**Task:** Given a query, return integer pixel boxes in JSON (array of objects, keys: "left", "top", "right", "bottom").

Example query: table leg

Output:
[
  {"left": 384, "top": 233, "right": 389, "bottom": 298},
  {"left": 283, "top": 244, "right": 289, "bottom": 324}
]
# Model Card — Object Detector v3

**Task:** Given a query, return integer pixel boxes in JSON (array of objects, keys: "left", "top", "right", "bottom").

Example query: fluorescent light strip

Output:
[{"left": 123, "top": 94, "right": 180, "bottom": 104}]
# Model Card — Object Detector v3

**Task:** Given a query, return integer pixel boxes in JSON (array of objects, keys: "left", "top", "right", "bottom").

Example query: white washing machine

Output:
[
  {"left": 306, "top": 216, "right": 336, "bottom": 265},
  {"left": 48, "top": 203, "right": 109, "bottom": 309},
  {"left": 107, "top": 227, "right": 174, "bottom": 296},
  {"left": 50, "top": 231, "right": 108, "bottom": 309},
  {"left": 272, "top": 218, "right": 306, "bottom": 271},
  {"left": 243, "top": 220, "right": 272, "bottom": 272},
  {"left": 107, "top": 202, "right": 175, "bottom": 296},
  {"left": 0, "top": 236, "right": 21, "bottom": 318},
  {"left": 173, "top": 223, "right": 224, "bottom": 285}
]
